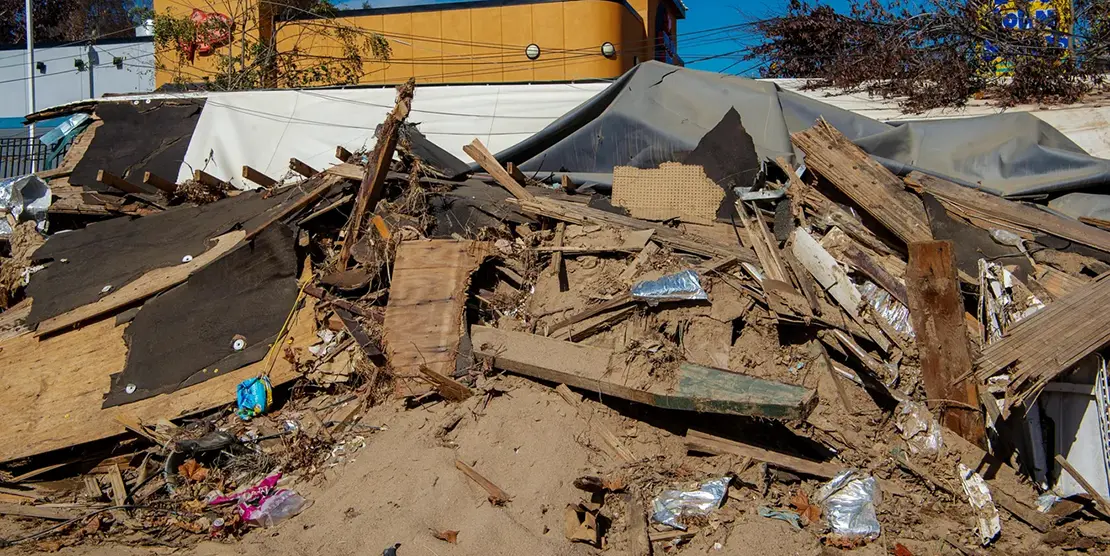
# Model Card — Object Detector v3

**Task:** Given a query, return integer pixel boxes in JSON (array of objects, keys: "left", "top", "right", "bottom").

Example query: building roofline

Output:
[
  {"left": 278, "top": 0, "right": 643, "bottom": 23},
  {"left": 0, "top": 34, "right": 152, "bottom": 53}
]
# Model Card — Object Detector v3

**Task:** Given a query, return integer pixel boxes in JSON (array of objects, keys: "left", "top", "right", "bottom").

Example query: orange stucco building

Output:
[{"left": 153, "top": 0, "right": 685, "bottom": 87}]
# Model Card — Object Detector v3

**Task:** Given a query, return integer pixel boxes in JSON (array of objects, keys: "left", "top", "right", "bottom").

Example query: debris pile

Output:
[{"left": 3, "top": 76, "right": 1110, "bottom": 555}]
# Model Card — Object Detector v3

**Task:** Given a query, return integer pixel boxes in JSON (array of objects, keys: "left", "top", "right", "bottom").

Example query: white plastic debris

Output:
[
  {"left": 813, "top": 470, "right": 882, "bottom": 543},
  {"left": 894, "top": 401, "right": 943, "bottom": 456},
  {"left": 958, "top": 463, "right": 1001, "bottom": 545},
  {"left": 0, "top": 174, "right": 51, "bottom": 236},
  {"left": 651, "top": 477, "right": 730, "bottom": 530},
  {"left": 631, "top": 270, "right": 708, "bottom": 304}
]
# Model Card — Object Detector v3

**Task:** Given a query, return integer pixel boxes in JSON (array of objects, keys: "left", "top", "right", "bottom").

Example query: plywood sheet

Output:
[
  {"left": 612, "top": 163, "right": 724, "bottom": 225},
  {"left": 0, "top": 298, "right": 316, "bottom": 463},
  {"left": 383, "top": 240, "right": 490, "bottom": 396}
]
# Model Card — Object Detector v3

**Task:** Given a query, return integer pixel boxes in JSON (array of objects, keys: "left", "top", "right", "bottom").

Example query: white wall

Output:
[{"left": 0, "top": 38, "right": 155, "bottom": 123}]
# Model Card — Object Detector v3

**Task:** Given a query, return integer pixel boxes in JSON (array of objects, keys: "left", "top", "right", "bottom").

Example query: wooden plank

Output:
[
  {"left": 791, "top": 120, "right": 932, "bottom": 245},
  {"left": 1035, "top": 265, "right": 1088, "bottom": 298},
  {"left": 242, "top": 165, "right": 277, "bottom": 188},
  {"left": 288, "top": 158, "right": 319, "bottom": 178},
  {"left": 972, "top": 273, "right": 1110, "bottom": 410},
  {"left": 463, "top": 139, "right": 534, "bottom": 201},
  {"left": 338, "top": 79, "right": 415, "bottom": 269},
  {"left": 553, "top": 222, "right": 568, "bottom": 292},
  {"left": 419, "top": 366, "right": 473, "bottom": 402},
  {"left": 107, "top": 464, "right": 127, "bottom": 506},
  {"left": 623, "top": 494, "right": 651, "bottom": 556},
  {"left": 791, "top": 228, "right": 863, "bottom": 318},
  {"left": 193, "top": 169, "right": 229, "bottom": 190},
  {"left": 822, "top": 229, "right": 909, "bottom": 306},
  {"left": 325, "top": 162, "right": 365, "bottom": 182},
  {"left": 906, "top": 241, "right": 985, "bottom": 446},
  {"left": 473, "top": 326, "right": 817, "bottom": 419},
  {"left": 335, "top": 145, "right": 353, "bottom": 163},
  {"left": 907, "top": 171, "right": 1110, "bottom": 255},
  {"left": 455, "top": 460, "right": 511, "bottom": 505},
  {"left": 0, "top": 502, "right": 84, "bottom": 520},
  {"left": 141, "top": 171, "right": 177, "bottom": 194},
  {"left": 506, "top": 162, "right": 527, "bottom": 183},
  {"left": 35, "top": 231, "right": 246, "bottom": 337},
  {"left": 0, "top": 298, "right": 317, "bottom": 463},
  {"left": 96, "top": 169, "right": 144, "bottom": 195},
  {"left": 1055, "top": 455, "right": 1110, "bottom": 515},
  {"left": 383, "top": 240, "right": 489, "bottom": 397},
  {"left": 0, "top": 299, "right": 32, "bottom": 342},
  {"left": 685, "top": 429, "right": 840, "bottom": 478},
  {"left": 555, "top": 384, "right": 635, "bottom": 463}
]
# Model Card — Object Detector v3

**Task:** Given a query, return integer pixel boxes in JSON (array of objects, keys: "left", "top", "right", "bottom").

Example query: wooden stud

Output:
[
  {"left": 141, "top": 171, "right": 177, "bottom": 194},
  {"left": 906, "top": 240, "right": 985, "bottom": 446},
  {"left": 96, "top": 169, "right": 144, "bottom": 194},
  {"left": 244, "top": 179, "right": 335, "bottom": 241},
  {"left": 463, "top": 138, "right": 534, "bottom": 201},
  {"left": 335, "top": 145, "right": 353, "bottom": 163},
  {"left": 561, "top": 174, "right": 577, "bottom": 194},
  {"left": 419, "top": 366, "right": 473, "bottom": 402},
  {"left": 455, "top": 460, "right": 511, "bottom": 505},
  {"left": 242, "top": 165, "right": 277, "bottom": 188},
  {"left": 685, "top": 429, "right": 839, "bottom": 478},
  {"left": 288, "top": 157, "right": 318, "bottom": 178},
  {"left": 1056, "top": 454, "right": 1110, "bottom": 516},
  {"left": 193, "top": 169, "right": 229, "bottom": 190},
  {"left": 506, "top": 161, "right": 526, "bottom": 183},
  {"left": 338, "top": 78, "right": 415, "bottom": 269},
  {"left": 552, "top": 222, "right": 568, "bottom": 292}
]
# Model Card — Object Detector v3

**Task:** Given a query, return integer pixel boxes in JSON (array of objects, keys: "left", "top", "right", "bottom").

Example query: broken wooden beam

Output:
[
  {"left": 791, "top": 119, "right": 932, "bottom": 245},
  {"left": 336, "top": 145, "right": 353, "bottom": 163},
  {"left": 244, "top": 178, "right": 336, "bottom": 241},
  {"left": 464, "top": 139, "right": 534, "bottom": 201},
  {"left": 288, "top": 157, "right": 318, "bottom": 178},
  {"left": 96, "top": 169, "right": 144, "bottom": 194},
  {"left": 622, "top": 494, "right": 651, "bottom": 556},
  {"left": 338, "top": 79, "right": 415, "bottom": 268},
  {"left": 455, "top": 460, "right": 511, "bottom": 505},
  {"left": 1056, "top": 455, "right": 1110, "bottom": 516},
  {"left": 685, "top": 429, "right": 839, "bottom": 478},
  {"left": 193, "top": 169, "right": 230, "bottom": 191},
  {"left": 906, "top": 240, "right": 985, "bottom": 446},
  {"left": 325, "top": 162, "right": 364, "bottom": 182},
  {"left": 242, "top": 165, "right": 277, "bottom": 188},
  {"left": 553, "top": 222, "right": 568, "bottom": 292},
  {"left": 303, "top": 284, "right": 381, "bottom": 321},
  {"left": 473, "top": 326, "right": 817, "bottom": 419},
  {"left": 419, "top": 366, "right": 473, "bottom": 402},
  {"left": 141, "top": 171, "right": 177, "bottom": 194},
  {"left": 506, "top": 161, "right": 527, "bottom": 183}
]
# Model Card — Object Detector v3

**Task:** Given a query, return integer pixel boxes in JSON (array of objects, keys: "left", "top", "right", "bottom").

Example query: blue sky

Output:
[{"left": 681, "top": 0, "right": 852, "bottom": 75}]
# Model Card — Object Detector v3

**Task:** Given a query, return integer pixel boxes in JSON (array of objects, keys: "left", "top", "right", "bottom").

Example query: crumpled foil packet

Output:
[
  {"left": 813, "top": 469, "right": 882, "bottom": 541},
  {"left": 894, "top": 401, "right": 943, "bottom": 456},
  {"left": 651, "top": 476, "right": 730, "bottom": 530},
  {"left": 0, "top": 174, "right": 51, "bottom": 237},
  {"left": 632, "top": 270, "right": 708, "bottom": 304}
]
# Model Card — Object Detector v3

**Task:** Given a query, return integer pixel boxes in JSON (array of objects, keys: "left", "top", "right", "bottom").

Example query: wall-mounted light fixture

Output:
[
  {"left": 525, "top": 43, "right": 540, "bottom": 60},
  {"left": 113, "top": 56, "right": 124, "bottom": 69},
  {"left": 74, "top": 59, "right": 86, "bottom": 71},
  {"left": 601, "top": 42, "right": 616, "bottom": 58},
  {"left": 35, "top": 61, "right": 45, "bottom": 73}
]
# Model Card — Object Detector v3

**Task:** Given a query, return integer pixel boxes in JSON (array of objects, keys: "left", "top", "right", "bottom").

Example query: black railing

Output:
[{"left": 0, "top": 137, "right": 66, "bottom": 179}]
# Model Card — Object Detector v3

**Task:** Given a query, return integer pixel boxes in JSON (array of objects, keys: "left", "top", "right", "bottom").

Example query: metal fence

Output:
[{"left": 0, "top": 137, "right": 60, "bottom": 179}]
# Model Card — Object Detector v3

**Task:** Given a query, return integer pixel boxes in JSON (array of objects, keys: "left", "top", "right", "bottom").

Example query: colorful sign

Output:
[{"left": 982, "top": 0, "right": 1072, "bottom": 74}]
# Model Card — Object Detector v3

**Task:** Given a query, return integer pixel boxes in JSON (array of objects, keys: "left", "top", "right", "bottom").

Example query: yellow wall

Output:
[{"left": 155, "top": 0, "right": 656, "bottom": 87}]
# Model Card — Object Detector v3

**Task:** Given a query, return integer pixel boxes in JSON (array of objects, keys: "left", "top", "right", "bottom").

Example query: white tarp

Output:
[{"left": 178, "top": 83, "right": 609, "bottom": 188}]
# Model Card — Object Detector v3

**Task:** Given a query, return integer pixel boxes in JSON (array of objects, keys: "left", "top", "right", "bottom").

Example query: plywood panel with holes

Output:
[
  {"left": 0, "top": 298, "right": 316, "bottom": 462},
  {"left": 612, "top": 163, "right": 724, "bottom": 225}
]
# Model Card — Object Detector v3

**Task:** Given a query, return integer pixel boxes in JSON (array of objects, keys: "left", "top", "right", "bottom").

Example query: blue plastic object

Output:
[{"left": 236, "top": 376, "right": 273, "bottom": 420}]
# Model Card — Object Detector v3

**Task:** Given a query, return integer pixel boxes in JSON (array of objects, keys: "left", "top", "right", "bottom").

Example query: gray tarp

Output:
[{"left": 492, "top": 61, "right": 1110, "bottom": 199}]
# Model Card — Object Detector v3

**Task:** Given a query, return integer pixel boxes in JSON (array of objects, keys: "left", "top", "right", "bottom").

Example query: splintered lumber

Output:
[
  {"left": 242, "top": 165, "right": 277, "bottom": 188},
  {"left": 96, "top": 169, "right": 144, "bottom": 194},
  {"left": 464, "top": 139, "right": 534, "bottom": 201},
  {"left": 455, "top": 460, "right": 511, "bottom": 505},
  {"left": 905, "top": 241, "right": 985, "bottom": 446},
  {"left": 623, "top": 494, "right": 651, "bottom": 556},
  {"left": 506, "top": 161, "right": 527, "bottom": 183},
  {"left": 193, "top": 169, "right": 230, "bottom": 190},
  {"left": 556, "top": 384, "right": 636, "bottom": 463},
  {"left": 384, "top": 240, "right": 490, "bottom": 397},
  {"left": 905, "top": 171, "right": 1110, "bottom": 255},
  {"left": 791, "top": 228, "right": 864, "bottom": 318},
  {"left": 791, "top": 120, "right": 932, "bottom": 245},
  {"left": 472, "top": 326, "right": 817, "bottom": 419},
  {"left": 35, "top": 231, "right": 246, "bottom": 337},
  {"left": 141, "top": 171, "right": 177, "bottom": 193},
  {"left": 244, "top": 177, "right": 337, "bottom": 241},
  {"left": 971, "top": 272, "right": 1110, "bottom": 411},
  {"left": 419, "top": 366, "right": 473, "bottom": 402},
  {"left": 685, "top": 429, "right": 839, "bottom": 478},
  {"left": 338, "top": 79, "right": 415, "bottom": 268},
  {"left": 0, "top": 298, "right": 317, "bottom": 463},
  {"left": 288, "top": 158, "right": 318, "bottom": 178},
  {"left": 514, "top": 197, "right": 756, "bottom": 263}
]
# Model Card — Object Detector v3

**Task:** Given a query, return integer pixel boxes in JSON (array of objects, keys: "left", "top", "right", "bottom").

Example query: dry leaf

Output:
[
  {"left": 894, "top": 543, "right": 914, "bottom": 556},
  {"left": 82, "top": 515, "right": 101, "bottom": 535},
  {"left": 789, "top": 490, "right": 821, "bottom": 525},
  {"left": 433, "top": 529, "right": 459, "bottom": 544},
  {"left": 178, "top": 459, "right": 208, "bottom": 483}
]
